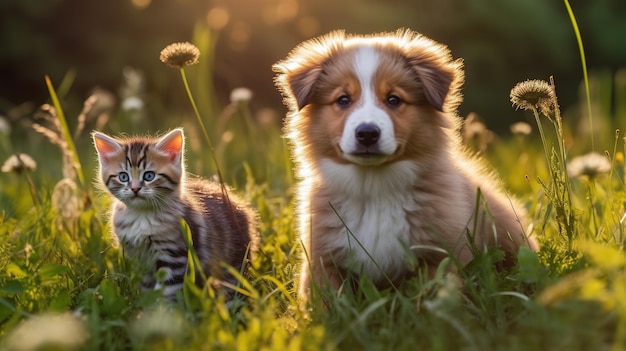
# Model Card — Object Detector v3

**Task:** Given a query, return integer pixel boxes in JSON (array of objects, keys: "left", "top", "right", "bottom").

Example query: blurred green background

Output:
[{"left": 1, "top": 0, "right": 625, "bottom": 137}]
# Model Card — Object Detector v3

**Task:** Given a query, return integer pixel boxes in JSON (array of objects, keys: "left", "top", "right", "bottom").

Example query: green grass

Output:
[{"left": 2, "top": 32, "right": 626, "bottom": 351}]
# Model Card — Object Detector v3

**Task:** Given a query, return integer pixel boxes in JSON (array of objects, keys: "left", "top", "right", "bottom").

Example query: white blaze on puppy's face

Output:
[{"left": 339, "top": 47, "right": 397, "bottom": 166}]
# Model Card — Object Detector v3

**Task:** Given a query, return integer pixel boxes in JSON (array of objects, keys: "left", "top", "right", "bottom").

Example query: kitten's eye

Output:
[
  {"left": 336, "top": 94, "right": 352, "bottom": 108},
  {"left": 386, "top": 94, "right": 402, "bottom": 108},
  {"left": 118, "top": 172, "right": 129, "bottom": 182},
  {"left": 143, "top": 171, "right": 156, "bottom": 181}
]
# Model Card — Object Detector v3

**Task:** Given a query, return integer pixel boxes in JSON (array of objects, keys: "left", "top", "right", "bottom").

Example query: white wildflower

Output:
[
  {"left": 4, "top": 312, "right": 88, "bottom": 351},
  {"left": 2, "top": 153, "right": 37, "bottom": 174},
  {"left": 567, "top": 152, "right": 611, "bottom": 179},
  {"left": 130, "top": 304, "right": 187, "bottom": 344},
  {"left": 122, "top": 96, "right": 145, "bottom": 111},
  {"left": 462, "top": 113, "right": 493, "bottom": 152},
  {"left": 230, "top": 87, "right": 253, "bottom": 104},
  {"left": 510, "top": 121, "right": 532, "bottom": 136}
]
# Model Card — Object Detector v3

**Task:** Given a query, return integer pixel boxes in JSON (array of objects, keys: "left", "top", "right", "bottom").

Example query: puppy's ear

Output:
[
  {"left": 402, "top": 33, "right": 464, "bottom": 112},
  {"left": 408, "top": 56, "right": 464, "bottom": 112},
  {"left": 273, "top": 30, "right": 346, "bottom": 111},
  {"left": 273, "top": 62, "right": 323, "bottom": 111},
  {"left": 411, "top": 60, "right": 459, "bottom": 112}
]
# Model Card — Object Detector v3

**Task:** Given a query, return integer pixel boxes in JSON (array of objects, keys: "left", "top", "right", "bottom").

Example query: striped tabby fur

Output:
[{"left": 93, "top": 128, "right": 258, "bottom": 300}]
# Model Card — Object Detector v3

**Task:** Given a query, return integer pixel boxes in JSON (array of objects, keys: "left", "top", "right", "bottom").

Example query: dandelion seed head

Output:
[
  {"left": 2, "top": 153, "right": 37, "bottom": 174},
  {"left": 462, "top": 113, "right": 493, "bottom": 152},
  {"left": 230, "top": 87, "right": 253, "bottom": 104},
  {"left": 4, "top": 312, "right": 88, "bottom": 351},
  {"left": 122, "top": 96, "right": 145, "bottom": 111},
  {"left": 567, "top": 152, "right": 611, "bottom": 179},
  {"left": 510, "top": 121, "right": 532, "bottom": 136},
  {"left": 510, "top": 79, "right": 555, "bottom": 115},
  {"left": 159, "top": 42, "right": 200, "bottom": 68}
]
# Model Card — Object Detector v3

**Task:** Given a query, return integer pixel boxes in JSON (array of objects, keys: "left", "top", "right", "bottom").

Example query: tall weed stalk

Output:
[
  {"left": 563, "top": 0, "right": 594, "bottom": 150},
  {"left": 44, "top": 75, "right": 86, "bottom": 187}
]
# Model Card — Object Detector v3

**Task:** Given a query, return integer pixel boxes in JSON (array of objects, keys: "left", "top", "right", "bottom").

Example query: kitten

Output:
[{"left": 93, "top": 128, "right": 258, "bottom": 300}]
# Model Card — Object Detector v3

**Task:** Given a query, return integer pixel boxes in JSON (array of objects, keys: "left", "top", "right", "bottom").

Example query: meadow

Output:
[{"left": 1, "top": 26, "right": 626, "bottom": 351}]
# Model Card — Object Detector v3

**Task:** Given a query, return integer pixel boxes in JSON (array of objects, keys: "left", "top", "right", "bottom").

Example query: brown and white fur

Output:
[{"left": 273, "top": 29, "right": 538, "bottom": 302}]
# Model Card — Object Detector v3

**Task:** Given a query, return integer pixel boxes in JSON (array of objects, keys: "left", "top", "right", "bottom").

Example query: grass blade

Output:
[
  {"left": 563, "top": 0, "right": 594, "bottom": 150},
  {"left": 44, "top": 75, "right": 85, "bottom": 186}
]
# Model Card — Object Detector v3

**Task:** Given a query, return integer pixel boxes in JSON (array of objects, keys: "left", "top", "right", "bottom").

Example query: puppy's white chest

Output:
[
  {"left": 318, "top": 159, "right": 421, "bottom": 283},
  {"left": 329, "top": 190, "right": 414, "bottom": 283}
]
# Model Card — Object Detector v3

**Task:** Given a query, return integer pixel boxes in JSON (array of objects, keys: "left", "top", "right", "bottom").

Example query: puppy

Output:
[{"left": 273, "top": 29, "right": 538, "bottom": 302}]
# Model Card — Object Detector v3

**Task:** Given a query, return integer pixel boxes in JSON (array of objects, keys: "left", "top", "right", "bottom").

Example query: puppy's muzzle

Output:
[
  {"left": 355, "top": 123, "right": 381, "bottom": 147},
  {"left": 344, "top": 123, "right": 394, "bottom": 165}
]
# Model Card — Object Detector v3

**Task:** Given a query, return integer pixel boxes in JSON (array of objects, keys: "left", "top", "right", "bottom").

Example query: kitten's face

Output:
[{"left": 93, "top": 129, "right": 184, "bottom": 209}]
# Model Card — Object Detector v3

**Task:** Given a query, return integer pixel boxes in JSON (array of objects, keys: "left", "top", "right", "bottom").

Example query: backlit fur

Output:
[
  {"left": 93, "top": 128, "right": 258, "bottom": 300},
  {"left": 273, "top": 29, "right": 538, "bottom": 302}
]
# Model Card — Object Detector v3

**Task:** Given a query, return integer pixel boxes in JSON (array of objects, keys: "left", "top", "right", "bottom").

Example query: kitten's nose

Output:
[{"left": 131, "top": 180, "right": 141, "bottom": 194}]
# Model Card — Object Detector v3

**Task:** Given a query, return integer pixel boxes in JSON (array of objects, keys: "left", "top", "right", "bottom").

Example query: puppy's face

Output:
[{"left": 274, "top": 30, "right": 464, "bottom": 167}]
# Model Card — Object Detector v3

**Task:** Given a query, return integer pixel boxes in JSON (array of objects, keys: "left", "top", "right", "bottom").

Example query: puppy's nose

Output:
[{"left": 355, "top": 123, "right": 381, "bottom": 147}]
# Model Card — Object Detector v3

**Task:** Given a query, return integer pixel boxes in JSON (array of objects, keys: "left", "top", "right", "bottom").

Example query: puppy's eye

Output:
[
  {"left": 118, "top": 172, "right": 129, "bottom": 182},
  {"left": 386, "top": 94, "right": 402, "bottom": 108},
  {"left": 336, "top": 94, "right": 352, "bottom": 107},
  {"left": 143, "top": 171, "right": 156, "bottom": 181}
]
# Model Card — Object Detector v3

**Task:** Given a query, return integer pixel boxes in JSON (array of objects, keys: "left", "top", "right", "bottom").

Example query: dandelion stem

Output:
[
  {"left": 178, "top": 68, "right": 224, "bottom": 185},
  {"left": 532, "top": 107, "right": 552, "bottom": 171},
  {"left": 178, "top": 67, "right": 240, "bottom": 232},
  {"left": 585, "top": 180, "right": 599, "bottom": 238},
  {"left": 25, "top": 175, "right": 39, "bottom": 208}
]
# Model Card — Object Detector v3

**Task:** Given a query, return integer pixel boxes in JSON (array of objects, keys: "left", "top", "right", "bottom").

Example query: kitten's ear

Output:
[
  {"left": 155, "top": 129, "right": 184, "bottom": 163},
  {"left": 93, "top": 132, "right": 122, "bottom": 164}
]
